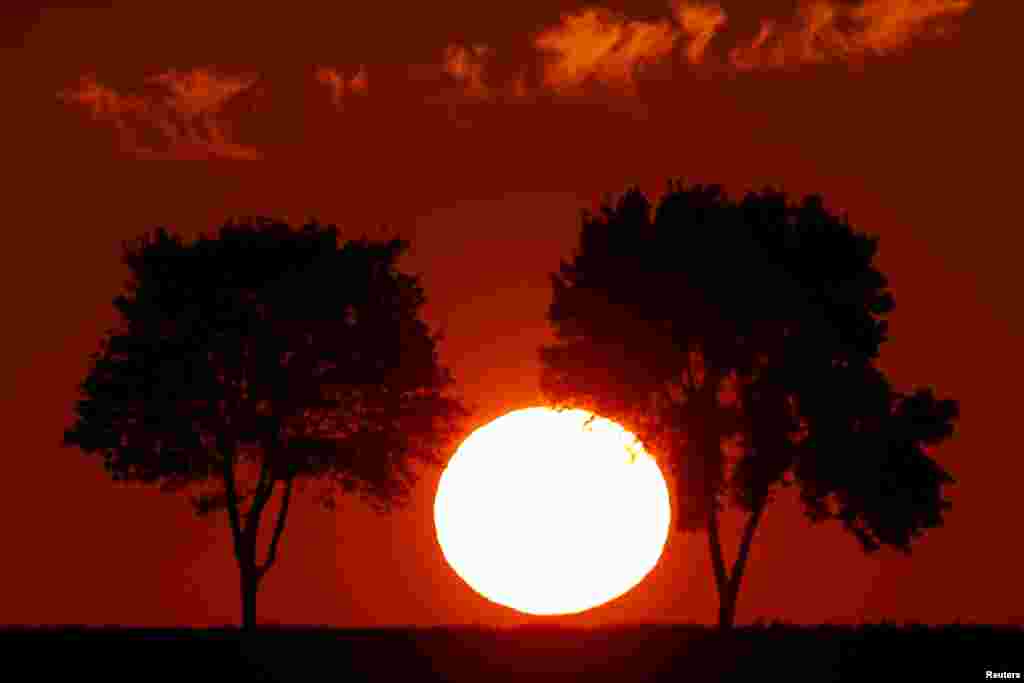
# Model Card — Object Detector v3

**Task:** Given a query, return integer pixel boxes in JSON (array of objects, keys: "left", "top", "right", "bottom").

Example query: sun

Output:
[{"left": 433, "top": 406, "right": 672, "bottom": 616}]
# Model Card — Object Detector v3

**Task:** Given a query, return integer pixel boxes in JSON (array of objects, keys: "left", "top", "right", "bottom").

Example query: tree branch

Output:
[
  {"left": 684, "top": 348, "right": 698, "bottom": 395},
  {"left": 255, "top": 458, "right": 273, "bottom": 499},
  {"left": 257, "top": 475, "right": 294, "bottom": 579},
  {"left": 707, "top": 502, "right": 730, "bottom": 600},
  {"left": 699, "top": 351, "right": 730, "bottom": 599},
  {"left": 244, "top": 460, "right": 275, "bottom": 538},
  {"left": 218, "top": 438, "right": 245, "bottom": 563},
  {"left": 728, "top": 495, "right": 767, "bottom": 600}
]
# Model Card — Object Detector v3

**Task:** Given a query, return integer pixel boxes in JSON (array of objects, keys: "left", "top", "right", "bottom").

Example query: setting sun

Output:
[{"left": 433, "top": 407, "right": 672, "bottom": 616}]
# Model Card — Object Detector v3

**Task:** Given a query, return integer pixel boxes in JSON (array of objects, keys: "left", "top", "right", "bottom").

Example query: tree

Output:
[
  {"left": 64, "top": 217, "right": 469, "bottom": 630},
  {"left": 539, "top": 180, "right": 959, "bottom": 629}
]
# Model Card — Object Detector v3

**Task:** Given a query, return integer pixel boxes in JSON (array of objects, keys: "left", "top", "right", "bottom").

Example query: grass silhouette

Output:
[{"left": 2, "top": 622, "right": 1020, "bottom": 682}]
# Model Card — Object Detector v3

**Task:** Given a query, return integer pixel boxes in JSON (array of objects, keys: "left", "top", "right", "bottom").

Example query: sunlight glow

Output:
[{"left": 434, "top": 407, "right": 672, "bottom": 616}]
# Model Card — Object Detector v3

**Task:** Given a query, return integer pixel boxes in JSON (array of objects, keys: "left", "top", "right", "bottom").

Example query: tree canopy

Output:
[
  {"left": 64, "top": 217, "right": 469, "bottom": 627},
  {"left": 540, "top": 181, "right": 958, "bottom": 626}
]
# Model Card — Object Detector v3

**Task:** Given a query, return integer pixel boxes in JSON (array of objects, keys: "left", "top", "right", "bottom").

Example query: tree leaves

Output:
[
  {"left": 65, "top": 217, "right": 470, "bottom": 516},
  {"left": 539, "top": 180, "right": 959, "bottom": 551}
]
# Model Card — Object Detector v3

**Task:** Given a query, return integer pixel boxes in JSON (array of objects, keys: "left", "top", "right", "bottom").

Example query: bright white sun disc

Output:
[{"left": 433, "top": 407, "right": 672, "bottom": 615}]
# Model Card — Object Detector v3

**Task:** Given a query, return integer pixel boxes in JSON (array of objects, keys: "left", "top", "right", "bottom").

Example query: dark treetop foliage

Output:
[
  {"left": 540, "top": 181, "right": 958, "bottom": 554},
  {"left": 64, "top": 218, "right": 469, "bottom": 517}
]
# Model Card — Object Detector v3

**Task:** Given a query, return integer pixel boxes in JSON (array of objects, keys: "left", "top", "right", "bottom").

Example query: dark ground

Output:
[{"left": 1, "top": 623, "right": 1020, "bottom": 682}]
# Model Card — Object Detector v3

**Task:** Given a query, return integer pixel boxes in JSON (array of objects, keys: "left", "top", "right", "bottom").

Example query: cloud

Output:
[
  {"left": 56, "top": 74, "right": 148, "bottom": 148},
  {"left": 509, "top": 67, "right": 531, "bottom": 99},
  {"left": 851, "top": 0, "right": 972, "bottom": 52},
  {"left": 533, "top": 8, "right": 680, "bottom": 92},
  {"left": 57, "top": 1, "right": 976, "bottom": 147},
  {"left": 672, "top": 1, "right": 728, "bottom": 64},
  {"left": 58, "top": 68, "right": 262, "bottom": 159},
  {"left": 437, "top": 44, "right": 535, "bottom": 113},
  {"left": 533, "top": 1, "right": 971, "bottom": 80},
  {"left": 442, "top": 44, "right": 493, "bottom": 98},
  {"left": 147, "top": 69, "right": 257, "bottom": 117},
  {"left": 350, "top": 66, "right": 369, "bottom": 95},
  {"left": 315, "top": 66, "right": 368, "bottom": 108},
  {"left": 437, "top": 0, "right": 970, "bottom": 103},
  {"left": 728, "top": 0, "right": 972, "bottom": 70}
]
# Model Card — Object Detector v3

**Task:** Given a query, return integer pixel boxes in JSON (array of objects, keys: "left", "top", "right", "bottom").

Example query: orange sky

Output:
[{"left": 2, "top": 0, "right": 1021, "bottom": 627}]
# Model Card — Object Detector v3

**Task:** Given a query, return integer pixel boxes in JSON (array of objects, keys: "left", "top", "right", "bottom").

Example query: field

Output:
[{"left": 2, "top": 623, "right": 1020, "bottom": 682}]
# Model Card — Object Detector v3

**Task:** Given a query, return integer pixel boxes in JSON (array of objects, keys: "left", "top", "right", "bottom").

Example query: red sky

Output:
[{"left": 2, "top": 0, "right": 1021, "bottom": 627}]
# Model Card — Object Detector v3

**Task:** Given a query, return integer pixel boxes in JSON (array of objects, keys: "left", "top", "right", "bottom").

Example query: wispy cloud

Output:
[
  {"left": 433, "top": 44, "right": 537, "bottom": 128},
  {"left": 533, "top": 1, "right": 971, "bottom": 83},
  {"left": 442, "top": 44, "right": 493, "bottom": 99},
  {"left": 851, "top": 0, "right": 971, "bottom": 52},
  {"left": 533, "top": 8, "right": 680, "bottom": 92},
  {"left": 315, "top": 66, "right": 368, "bottom": 109},
  {"left": 436, "top": 0, "right": 970, "bottom": 105},
  {"left": 672, "top": 1, "right": 728, "bottom": 64},
  {"left": 728, "top": 0, "right": 972, "bottom": 70},
  {"left": 58, "top": 0, "right": 976, "bottom": 150},
  {"left": 56, "top": 74, "right": 148, "bottom": 145},
  {"left": 58, "top": 68, "right": 262, "bottom": 159}
]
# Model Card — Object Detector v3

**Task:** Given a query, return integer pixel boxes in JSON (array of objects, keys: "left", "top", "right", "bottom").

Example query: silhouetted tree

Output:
[
  {"left": 539, "top": 181, "right": 958, "bottom": 629},
  {"left": 64, "top": 217, "right": 469, "bottom": 630}
]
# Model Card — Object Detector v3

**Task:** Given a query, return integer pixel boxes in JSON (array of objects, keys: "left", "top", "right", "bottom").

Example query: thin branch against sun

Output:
[{"left": 57, "top": 68, "right": 263, "bottom": 160}]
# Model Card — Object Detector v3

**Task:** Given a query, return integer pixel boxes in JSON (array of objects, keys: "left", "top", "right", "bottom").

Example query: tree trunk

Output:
[
  {"left": 233, "top": 475, "right": 293, "bottom": 632},
  {"left": 708, "top": 498, "right": 767, "bottom": 631},
  {"left": 706, "top": 503, "right": 732, "bottom": 630},
  {"left": 240, "top": 567, "right": 260, "bottom": 631},
  {"left": 718, "top": 587, "right": 738, "bottom": 630}
]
